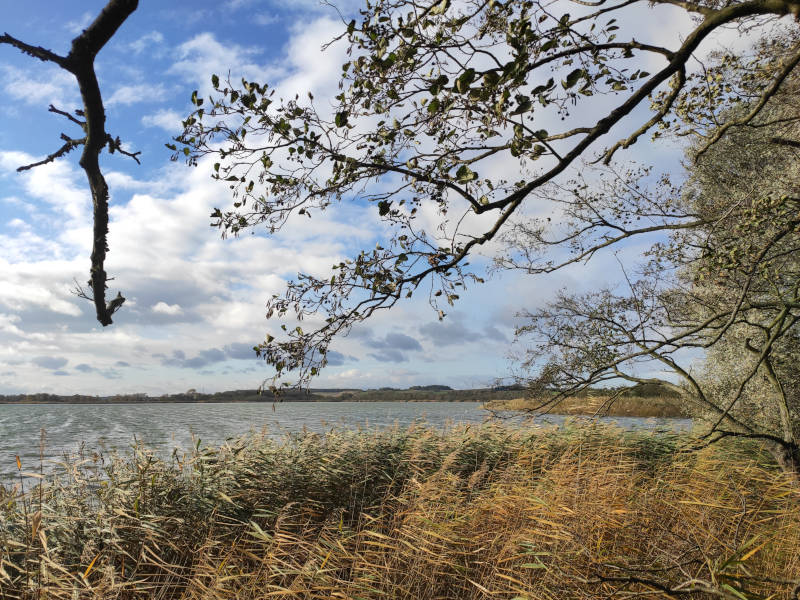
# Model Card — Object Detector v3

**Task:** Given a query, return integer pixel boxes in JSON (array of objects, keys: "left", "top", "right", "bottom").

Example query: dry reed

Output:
[{"left": 1, "top": 423, "right": 797, "bottom": 599}]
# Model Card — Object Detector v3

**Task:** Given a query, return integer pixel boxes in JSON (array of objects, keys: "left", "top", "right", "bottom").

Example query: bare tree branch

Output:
[{"left": 2, "top": 0, "right": 139, "bottom": 326}]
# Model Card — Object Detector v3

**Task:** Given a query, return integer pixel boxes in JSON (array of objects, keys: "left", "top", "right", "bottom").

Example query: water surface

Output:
[{"left": 0, "top": 402, "right": 691, "bottom": 481}]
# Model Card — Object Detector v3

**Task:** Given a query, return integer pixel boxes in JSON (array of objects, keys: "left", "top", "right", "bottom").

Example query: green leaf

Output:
[
  {"left": 427, "top": 98, "right": 440, "bottom": 114},
  {"left": 335, "top": 111, "right": 349, "bottom": 127},
  {"left": 430, "top": 0, "right": 450, "bottom": 15},
  {"left": 378, "top": 200, "right": 392, "bottom": 216},
  {"left": 540, "top": 38, "right": 558, "bottom": 52},
  {"left": 483, "top": 70, "right": 500, "bottom": 87},
  {"left": 456, "top": 68, "right": 476, "bottom": 93},
  {"left": 563, "top": 68, "right": 585, "bottom": 89},
  {"left": 510, "top": 98, "right": 532, "bottom": 116},
  {"left": 531, "top": 78, "right": 554, "bottom": 95},
  {"left": 211, "top": 74, "right": 219, "bottom": 89},
  {"left": 455, "top": 165, "right": 477, "bottom": 183},
  {"left": 719, "top": 584, "right": 749, "bottom": 600}
]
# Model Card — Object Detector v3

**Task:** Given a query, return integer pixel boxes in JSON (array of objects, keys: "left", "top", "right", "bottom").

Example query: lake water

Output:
[{"left": 0, "top": 402, "right": 691, "bottom": 482}]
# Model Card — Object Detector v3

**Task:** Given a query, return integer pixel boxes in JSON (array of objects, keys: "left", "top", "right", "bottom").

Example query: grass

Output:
[
  {"left": 1, "top": 423, "right": 798, "bottom": 599},
  {"left": 483, "top": 394, "right": 690, "bottom": 417}
]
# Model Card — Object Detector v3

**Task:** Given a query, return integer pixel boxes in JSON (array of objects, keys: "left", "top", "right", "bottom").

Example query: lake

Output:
[{"left": 0, "top": 402, "right": 691, "bottom": 482}]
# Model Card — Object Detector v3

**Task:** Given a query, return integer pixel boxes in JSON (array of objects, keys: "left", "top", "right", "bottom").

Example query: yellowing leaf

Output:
[{"left": 82, "top": 553, "right": 100, "bottom": 580}]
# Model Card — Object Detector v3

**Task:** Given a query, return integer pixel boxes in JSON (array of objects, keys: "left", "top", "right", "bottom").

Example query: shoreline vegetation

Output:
[
  {"left": 483, "top": 395, "right": 689, "bottom": 418},
  {"left": 0, "top": 383, "right": 689, "bottom": 417},
  {"left": 1, "top": 424, "right": 797, "bottom": 599}
]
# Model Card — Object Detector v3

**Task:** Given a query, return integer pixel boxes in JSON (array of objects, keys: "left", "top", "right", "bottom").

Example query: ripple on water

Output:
[{"left": 0, "top": 402, "right": 692, "bottom": 482}]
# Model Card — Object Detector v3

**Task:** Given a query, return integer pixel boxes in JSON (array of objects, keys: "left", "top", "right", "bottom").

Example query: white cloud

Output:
[
  {"left": 141, "top": 109, "right": 183, "bottom": 132},
  {"left": 128, "top": 31, "right": 165, "bottom": 54},
  {"left": 107, "top": 83, "right": 168, "bottom": 107},
  {"left": 254, "top": 13, "right": 280, "bottom": 26},
  {"left": 152, "top": 302, "right": 183, "bottom": 315},
  {"left": 0, "top": 259, "right": 83, "bottom": 317},
  {"left": 277, "top": 18, "right": 350, "bottom": 100},
  {"left": 0, "top": 314, "right": 24, "bottom": 337},
  {"left": 1, "top": 65, "right": 76, "bottom": 108},
  {"left": 105, "top": 171, "right": 161, "bottom": 193},
  {"left": 65, "top": 11, "right": 93, "bottom": 35},
  {"left": 169, "top": 32, "right": 282, "bottom": 96}
]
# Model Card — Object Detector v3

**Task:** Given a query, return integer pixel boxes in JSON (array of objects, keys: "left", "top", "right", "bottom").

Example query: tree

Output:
[
  {"left": 512, "top": 38, "right": 800, "bottom": 477},
  {"left": 173, "top": 0, "right": 800, "bottom": 389},
  {"left": 0, "top": 0, "right": 139, "bottom": 325}
]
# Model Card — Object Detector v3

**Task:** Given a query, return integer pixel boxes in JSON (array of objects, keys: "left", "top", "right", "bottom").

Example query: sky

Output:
[{"left": 0, "top": 0, "right": 755, "bottom": 395}]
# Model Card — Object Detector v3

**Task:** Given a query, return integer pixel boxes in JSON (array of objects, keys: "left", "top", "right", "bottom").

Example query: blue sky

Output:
[{"left": 0, "top": 1, "right": 751, "bottom": 395}]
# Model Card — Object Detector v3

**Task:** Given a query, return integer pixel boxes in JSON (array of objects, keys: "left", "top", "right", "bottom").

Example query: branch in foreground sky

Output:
[
  {"left": 173, "top": 0, "right": 800, "bottom": 387},
  {"left": 0, "top": 0, "right": 139, "bottom": 326}
]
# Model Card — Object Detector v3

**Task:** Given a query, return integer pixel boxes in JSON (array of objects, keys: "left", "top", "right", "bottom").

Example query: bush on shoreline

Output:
[{"left": 1, "top": 424, "right": 797, "bottom": 599}]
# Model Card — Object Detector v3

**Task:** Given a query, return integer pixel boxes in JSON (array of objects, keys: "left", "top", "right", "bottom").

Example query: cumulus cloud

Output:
[
  {"left": 107, "top": 83, "right": 168, "bottom": 107},
  {"left": 128, "top": 31, "right": 165, "bottom": 54},
  {"left": 156, "top": 343, "right": 260, "bottom": 369},
  {"left": 1, "top": 65, "right": 76, "bottom": 108},
  {"left": 223, "top": 342, "right": 257, "bottom": 360},
  {"left": 364, "top": 332, "right": 423, "bottom": 363},
  {"left": 417, "top": 319, "right": 508, "bottom": 346},
  {"left": 325, "top": 350, "right": 358, "bottom": 367},
  {"left": 152, "top": 302, "right": 183, "bottom": 315},
  {"left": 418, "top": 321, "right": 476, "bottom": 347},
  {"left": 168, "top": 32, "right": 281, "bottom": 96},
  {"left": 366, "top": 332, "right": 422, "bottom": 351},
  {"left": 32, "top": 356, "right": 68, "bottom": 370},
  {"left": 141, "top": 109, "right": 183, "bottom": 132}
]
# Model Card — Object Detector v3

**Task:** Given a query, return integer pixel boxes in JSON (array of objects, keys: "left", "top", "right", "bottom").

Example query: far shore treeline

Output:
[{"left": 0, "top": 385, "right": 522, "bottom": 404}]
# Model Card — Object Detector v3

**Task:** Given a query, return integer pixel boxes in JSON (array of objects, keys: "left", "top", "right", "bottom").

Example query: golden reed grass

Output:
[
  {"left": 1, "top": 424, "right": 798, "bottom": 599},
  {"left": 483, "top": 395, "right": 689, "bottom": 418}
]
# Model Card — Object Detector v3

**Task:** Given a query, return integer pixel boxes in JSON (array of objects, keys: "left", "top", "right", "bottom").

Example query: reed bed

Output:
[
  {"left": 1, "top": 423, "right": 798, "bottom": 599},
  {"left": 483, "top": 395, "right": 689, "bottom": 417}
]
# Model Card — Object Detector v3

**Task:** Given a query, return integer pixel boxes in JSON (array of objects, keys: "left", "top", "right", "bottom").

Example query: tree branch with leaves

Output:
[{"left": 173, "top": 0, "right": 800, "bottom": 391}]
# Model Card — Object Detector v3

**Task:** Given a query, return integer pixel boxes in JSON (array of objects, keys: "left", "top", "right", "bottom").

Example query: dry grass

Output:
[
  {"left": 1, "top": 424, "right": 797, "bottom": 599},
  {"left": 485, "top": 394, "right": 689, "bottom": 417}
]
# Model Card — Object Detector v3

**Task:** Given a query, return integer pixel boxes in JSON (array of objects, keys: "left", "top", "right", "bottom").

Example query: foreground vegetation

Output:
[
  {"left": 1, "top": 424, "right": 798, "bottom": 599},
  {"left": 484, "top": 385, "right": 688, "bottom": 418}
]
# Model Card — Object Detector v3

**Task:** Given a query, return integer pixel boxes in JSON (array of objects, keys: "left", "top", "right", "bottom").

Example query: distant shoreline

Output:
[
  {"left": 0, "top": 386, "right": 523, "bottom": 405},
  {"left": 0, "top": 385, "right": 688, "bottom": 417},
  {"left": 0, "top": 398, "right": 486, "bottom": 405}
]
